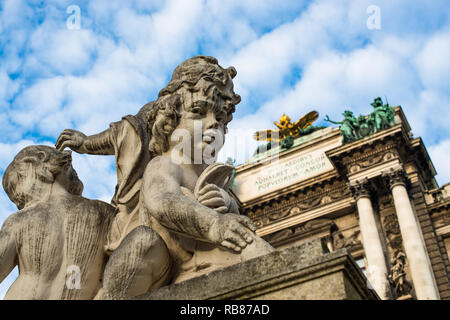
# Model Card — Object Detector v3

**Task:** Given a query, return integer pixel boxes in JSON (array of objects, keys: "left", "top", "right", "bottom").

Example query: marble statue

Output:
[
  {"left": 0, "top": 146, "right": 115, "bottom": 299},
  {"left": 52, "top": 56, "right": 274, "bottom": 299}
]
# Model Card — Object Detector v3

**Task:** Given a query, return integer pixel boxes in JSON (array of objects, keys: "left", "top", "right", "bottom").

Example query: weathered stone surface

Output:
[
  {"left": 0, "top": 145, "right": 115, "bottom": 299},
  {"left": 136, "top": 238, "right": 378, "bottom": 300},
  {"left": 1, "top": 56, "right": 275, "bottom": 300},
  {"left": 54, "top": 55, "right": 274, "bottom": 299}
]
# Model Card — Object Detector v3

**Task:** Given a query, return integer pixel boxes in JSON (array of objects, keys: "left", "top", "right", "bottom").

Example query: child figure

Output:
[
  {"left": 0, "top": 146, "right": 115, "bottom": 299},
  {"left": 100, "top": 56, "right": 273, "bottom": 299}
]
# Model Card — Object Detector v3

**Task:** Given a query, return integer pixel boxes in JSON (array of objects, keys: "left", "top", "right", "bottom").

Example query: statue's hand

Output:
[
  {"left": 197, "top": 184, "right": 230, "bottom": 214},
  {"left": 56, "top": 129, "right": 87, "bottom": 153},
  {"left": 324, "top": 115, "right": 330, "bottom": 122},
  {"left": 207, "top": 213, "right": 257, "bottom": 253}
]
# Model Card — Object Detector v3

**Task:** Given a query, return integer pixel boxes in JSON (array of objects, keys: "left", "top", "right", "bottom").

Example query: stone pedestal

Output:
[{"left": 136, "top": 238, "right": 379, "bottom": 300}]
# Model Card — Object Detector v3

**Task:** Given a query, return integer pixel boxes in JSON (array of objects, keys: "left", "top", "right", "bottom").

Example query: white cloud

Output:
[
  {"left": 232, "top": 39, "right": 419, "bottom": 135},
  {"left": 429, "top": 139, "right": 450, "bottom": 185},
  {"left": 0, "top": 140, "right": 39, "bottom": 171},
  {"left": 0, "top": 70, "right": 19, "bottom": 107},
  {"left": 12, "top": 77, "right": 67, "bottom": 130},
  {"left": 30, "top": 28, "right": 100, "bottom": 75},
  {"left": 71, "top": 153, "right": 116, "bottom": 202},
  {"left": 222, "top": 0, "right": 450, "bottom": 179},
  {"left": 0, "top": 0, "right": 33, "bottom": 32},
  {"left": 414, "top": 31, "right": 450, "bottom": 92}
]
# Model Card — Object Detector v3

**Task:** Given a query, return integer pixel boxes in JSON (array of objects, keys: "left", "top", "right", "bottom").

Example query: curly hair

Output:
[
  {"left": 136, "top": 55, "right": 240, "bottom": 158},
  {"left": 2, "top": 145, "right": 77, "bottom": 209}
]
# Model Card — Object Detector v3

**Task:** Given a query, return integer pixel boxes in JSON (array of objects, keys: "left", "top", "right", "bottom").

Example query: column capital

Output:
[
  {"left": 348, "top": 178, "right": 372, "bottom": 201},
  {"left": 382, "top": 168, "right": 407, "bottom": 190}
]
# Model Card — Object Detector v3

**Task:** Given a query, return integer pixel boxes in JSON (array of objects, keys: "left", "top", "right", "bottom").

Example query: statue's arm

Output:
[
  {"left": 141, "top": 157, "right": 221, "bottom": 239},
  {"left": 141, "top": 157, "right": 256, "bottom": 252},
  {"left": 324, "top": 115, "right": 341, "bottom": 125},
  {"left": 0, "top": 216, "right": 18, "bottom": 283},
  {"left": 56, "top": 128, "right": 114, "bottom": 155},
  {"left": 83, "top": 129, "right": 115, "bottom": 155}
]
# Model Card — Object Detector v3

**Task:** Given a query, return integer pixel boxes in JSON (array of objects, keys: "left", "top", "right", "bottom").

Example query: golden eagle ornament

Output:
[{"left": 253, "top": 111, "right": 319, "bottom": 142}]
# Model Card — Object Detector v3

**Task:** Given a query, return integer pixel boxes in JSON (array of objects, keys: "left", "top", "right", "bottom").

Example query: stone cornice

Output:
[
  {"left": 325, "top": 107, "right": 437, "bottom": 191},
  {"left": 245, "top": 178, "right": 352, "bottom": 228},
  {"left": 262, "top": 218, "right": 337, "bottom": 248},
  {"left": 326, "top": 124, "right": 408, "bottom": 178},
  {"left": 343, "top": 142, "right": 399, "bottom": 174},
  {"left": 407, "top": 138, "right": 438, "bottom": 188},
  {"left": 255, "top": 197, "right": 353, "bottom": 237},
  {"left": 427, "top": 199, "right": 450, "bottom": 216},
  {"left": 326, "top": 123, "right": 407, "bottom": 161}
]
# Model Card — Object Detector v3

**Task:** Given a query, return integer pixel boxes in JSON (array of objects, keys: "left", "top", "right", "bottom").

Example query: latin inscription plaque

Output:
[{"left": 232, "top": 143, "right": 339, "bottom": 203}]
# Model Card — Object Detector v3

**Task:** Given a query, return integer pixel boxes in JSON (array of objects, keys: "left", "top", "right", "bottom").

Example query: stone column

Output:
[
  {"left": 384, "top": 169, "right": 439, "bottom": 300},
  {"left": 349, "top": 179, "right": 391, "bottom": 300}
]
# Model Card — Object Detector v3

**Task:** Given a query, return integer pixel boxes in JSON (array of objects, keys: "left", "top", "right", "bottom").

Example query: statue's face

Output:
[{"left": 174, "top": 78, "right": 234, "bottom": 164}]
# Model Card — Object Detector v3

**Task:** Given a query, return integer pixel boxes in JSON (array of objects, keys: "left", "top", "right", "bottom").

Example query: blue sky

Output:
[{"left": 0, "top": 0, "right": 449, "bottom": 298}]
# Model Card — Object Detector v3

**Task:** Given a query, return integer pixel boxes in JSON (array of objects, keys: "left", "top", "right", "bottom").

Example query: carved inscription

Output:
[{"left": 233, "top": 144, "right": 339, "bottom": 203}]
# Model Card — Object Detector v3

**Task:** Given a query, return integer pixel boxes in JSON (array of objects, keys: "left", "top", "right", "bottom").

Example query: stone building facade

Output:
[{"left": 231, "top": 107, "right": 450, "bottom": 300}]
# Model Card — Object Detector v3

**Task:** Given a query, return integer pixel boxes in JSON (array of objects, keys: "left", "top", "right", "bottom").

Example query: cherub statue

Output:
[
  {"left": 138, "top": 57, "right": 273, "bottom": 286},
  {"left": 0, "top": 146, "right": 115, "bottom": 299},
  {"left": 58, "top": 56, "right": 273, "bottom": 299},
  {"left": 324, "top": 110, "right": 358, "bottom": 143}
]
